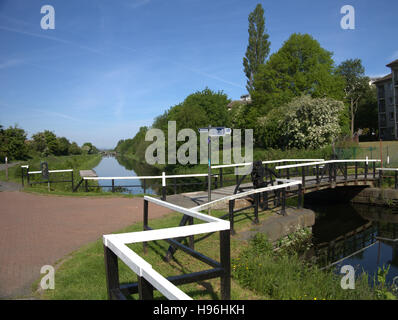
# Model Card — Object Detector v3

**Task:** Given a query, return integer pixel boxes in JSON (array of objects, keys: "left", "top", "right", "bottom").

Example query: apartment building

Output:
[{"left": 374, "top": 59, "right": 398, "bottom": 140}]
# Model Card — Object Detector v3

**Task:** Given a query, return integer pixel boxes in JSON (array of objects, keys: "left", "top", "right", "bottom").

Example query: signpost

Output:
[{"left": 198, "top": 126, "right": 231, "bottom": 212}]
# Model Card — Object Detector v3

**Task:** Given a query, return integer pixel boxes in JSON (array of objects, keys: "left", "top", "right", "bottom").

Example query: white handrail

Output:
[
  {"left": 275, "top": 159, "right": 381, "bottom": 170},
  {"left": 191, "top": 180, "right": 302, "bottom": 212},
  {"left": 83, "top": 173, "right": 217, "bottom": 180},
  {"left": 102, "top": 196, "right": 229, "bottom": 300},
  {"left": 28, "top": 169, "right": 73, "bottom": 174},
  {"left": 211, "top": 159, "right": 324, "bottom": 169}
]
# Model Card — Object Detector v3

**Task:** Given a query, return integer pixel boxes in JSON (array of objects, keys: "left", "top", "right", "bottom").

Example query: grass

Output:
[{"left": 232, "top": 233, "right": 382, "bottom": 300}]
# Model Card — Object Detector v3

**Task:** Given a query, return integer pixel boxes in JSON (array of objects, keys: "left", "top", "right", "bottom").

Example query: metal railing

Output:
[
  {"left": 21, "top": 165, "right": 74, "bottom": 190},
  {"left": 212, "top": 159, "right": 324, "bottom": 188},
  {"left": 103, "top": 196, "right": 230, "bottom": 300},
  {"left": 81, "top": 172, "right": 218, "bottom": 199},
  {"left": 377, "top": 168, "right": 398, "bottom": 189},
  {"left": 275, "top": 159, "right": 381, "bottom": 189}
]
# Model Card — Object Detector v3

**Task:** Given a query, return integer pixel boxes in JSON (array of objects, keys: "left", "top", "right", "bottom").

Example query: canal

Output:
[{"left": 306, "top": 201, "right": 398, "bottom": 288}]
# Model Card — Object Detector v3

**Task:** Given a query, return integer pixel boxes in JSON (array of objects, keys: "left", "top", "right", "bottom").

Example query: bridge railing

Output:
[
  {"left": 211, "top": 159, "right": 324, "bottom": 188},
  {"left": 103, "top": 196, "right": 230, "bottom": 300},
  {"left": 191, "top": 180, "right": 303, "bottom": 234},
  {"left": 81, "top": 172, "right": 218, "bottom": 199},
  {"left": 377, "top": 168, "right": 398, "bottom": 189},
  {"left": 275, "top": 159, "right": 381, "bottom": 188}
]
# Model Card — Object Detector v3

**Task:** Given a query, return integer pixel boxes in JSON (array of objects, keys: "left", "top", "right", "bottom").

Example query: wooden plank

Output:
[{"left": 79, "top": 169, "right": 98, "bottom": 178}]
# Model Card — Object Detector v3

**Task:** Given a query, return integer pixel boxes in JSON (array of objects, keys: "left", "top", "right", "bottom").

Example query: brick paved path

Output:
[{"left": 0, "top": 191, "right": 171, "bottom": 299}]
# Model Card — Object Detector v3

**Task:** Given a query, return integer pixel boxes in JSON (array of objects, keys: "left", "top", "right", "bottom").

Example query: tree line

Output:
[
  {"left": 116, "top": 3, "right": 378, "bottom": 161},
  {"left": 0, "top": 124, "right": 99, "bottom": 163}
]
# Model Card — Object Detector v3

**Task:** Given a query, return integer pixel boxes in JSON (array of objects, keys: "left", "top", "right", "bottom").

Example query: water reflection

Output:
[
  {"left": 306, "top": 202, "right": 398, "bottom": 286},
  {"left": 92, "top": 156, "right": 157, "bottom": 194}
]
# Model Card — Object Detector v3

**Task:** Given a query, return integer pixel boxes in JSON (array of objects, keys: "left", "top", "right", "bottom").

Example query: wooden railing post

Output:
[
  {"left": 112, "top": 179, "right": 115, "bottom": 193},
  {"left": 229, "top": 200, "right": 235, "bottom": 235},
  {"left": 138, "top": 276, "right": 154, "bottom": 300},
  {"left": 162, "top": 172, "right": 166, "bottom": 201},
  {"left": 143, "top": 199, "right": 149, "bottom": 254},
  {"left": 220, "top": 229, "right": 231, "bottom": 300},
  {"left": 298, "top": 184, "right": 303, "bottom": 209},
  {"left": 254, "top": 193, "right": 259, "bottom": 224},
  {"left": 281, "top": 188, "right": 286, "bottom": 216},
  {"left": 71, "top": 170, "right": 74, "bottom": 191},
  {"left": 355, "top": 162, "right": 358, "bottom": 181},
  {"left": 379, "top": 169, "right": 383, "bottom": 188},
  {"left": 395, "top": 171, "right": 398, "bottom": 189},
  {"left": 219, "top": 168, "right": 223, "bottom": 188},
  {"left": 103, "top": 244, "right": 120, "bottom": 300}
]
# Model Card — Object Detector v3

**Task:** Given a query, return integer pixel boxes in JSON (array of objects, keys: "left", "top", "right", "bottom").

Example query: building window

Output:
[
  {"left": 378, "top": 85, "right": 385, "bottom": 99},
  {"left": 380, "top": 114, "right": 387, "bottom": 127},
  {"left": 379, "top": 99, "right": 386, "bottom": 112},
  {"left": 390, "top": 112, "right": 395, "bottom": 120}
]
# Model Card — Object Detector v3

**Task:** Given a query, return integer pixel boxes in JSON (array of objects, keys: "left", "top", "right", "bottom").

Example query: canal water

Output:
[
  {"left": 306, "top": 202, "right": 398, "bottom": 288},
  {"left": 93, "top": 156, "right": 398, "bottom": 288},
  {"left": 92, "top": 156, "right": 156, "bottom": 195}
]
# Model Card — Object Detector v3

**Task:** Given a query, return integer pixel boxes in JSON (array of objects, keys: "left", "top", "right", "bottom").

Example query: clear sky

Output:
[{"left": 1, "top": 0, "right": 397, "bottom": 149}]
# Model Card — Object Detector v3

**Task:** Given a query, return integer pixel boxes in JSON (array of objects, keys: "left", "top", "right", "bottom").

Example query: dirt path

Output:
[{"left": 0, "top": 191, "right": 171, "bottom": 299}]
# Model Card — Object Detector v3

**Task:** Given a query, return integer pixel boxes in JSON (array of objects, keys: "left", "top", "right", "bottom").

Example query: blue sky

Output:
[{"left": 1, "top": 0, "right": 397, "bottom": 149}]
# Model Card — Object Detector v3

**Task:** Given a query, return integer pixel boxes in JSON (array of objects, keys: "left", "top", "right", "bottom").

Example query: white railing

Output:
[
  {"left": 28, "top": 169, "right": 73, "bottom": 174},
  {"left": 103, "top": 196, "right": 230, "bottom": 300},
  {"left": 211, "top": 159, "right": 324, "bottom": 169},
  {"left": 275, "top": 159, "right": 381, "bottom": 170},
  {"left": 191, "top": 180, "right": 302, "bottom": 212}
]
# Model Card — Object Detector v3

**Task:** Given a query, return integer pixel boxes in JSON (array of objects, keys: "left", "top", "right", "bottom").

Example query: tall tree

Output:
[
  {"left": 243, "top": 4, "right": 270, "bottom": 92},
  {"left": 336, "top": 59, "right": 369, "bottom": 138},
  {"left": 251, "top": 33, "right": 345, "bottom": 116}
]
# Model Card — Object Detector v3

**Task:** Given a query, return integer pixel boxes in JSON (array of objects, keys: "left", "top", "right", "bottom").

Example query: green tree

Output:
[
  {"left": 356, "top": 84, "right": 378, "bottom": 139},
  {"left": 251, "top": 33, "right": 345, "bottom": 116},
  {"left": 336, "top": 58, "right": 370, "bottom": 137},
  {"left": 56, "top": 137, "right": 71, "bottom": 156},
  {"left": 243, "top": 3, "right": 270, "bottom": 92},
  {"left": 81, "top": 142, "right": 98, "bottom": 154},
  {"left": 68, "top": 142, "right": 82, "bottom": 155},
  {"left": 0, "top": 125, "right": 29, "bottom": 161},
  {"left": 31, "top": 132, "right": 47, "bottom": 153}
]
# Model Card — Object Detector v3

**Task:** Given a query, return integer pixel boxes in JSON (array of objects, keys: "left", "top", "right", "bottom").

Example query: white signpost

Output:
[{"left": 198, "top": 126, "right": 232, "bottom": 210}]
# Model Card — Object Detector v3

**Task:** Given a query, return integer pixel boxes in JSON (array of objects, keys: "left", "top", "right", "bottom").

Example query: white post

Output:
[
  {"left": 162, "top": 172, "right": 166, "bottom": 187},
  {"left": 5, "top": 156, "right": 8, "bottom": 181}
]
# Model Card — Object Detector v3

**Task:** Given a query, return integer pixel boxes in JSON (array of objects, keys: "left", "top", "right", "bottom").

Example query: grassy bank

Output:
[
  {"left": 232, "top": 233, "right": 396, "bottom": 300},
  {"left": 0, "top": 154, "right": 102, "bottom": 193}
]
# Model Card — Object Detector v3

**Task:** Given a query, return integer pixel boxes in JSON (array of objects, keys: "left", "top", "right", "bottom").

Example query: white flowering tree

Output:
[
  {"left": 261, "top": 95, "right": 344, "bottom": 149},
  {"left": 282, "top": 96, "right": 344, "bottom": 149}
]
